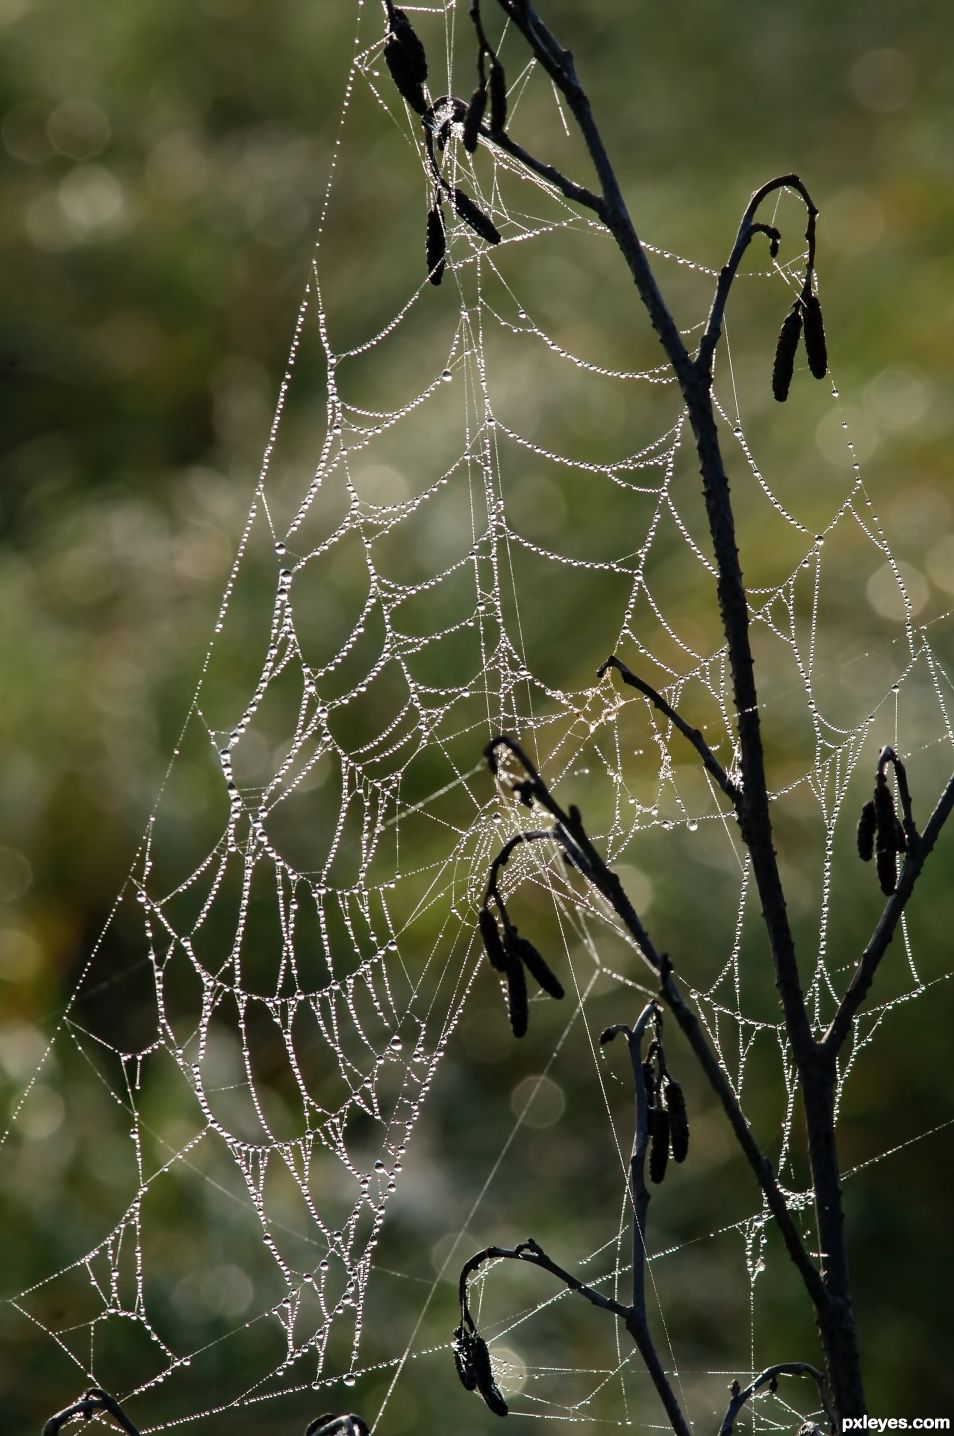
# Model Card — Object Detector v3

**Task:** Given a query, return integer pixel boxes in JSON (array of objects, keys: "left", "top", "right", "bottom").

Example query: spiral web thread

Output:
[{"left": 4, "top": 3, "right": 953, "bottom": 1431}]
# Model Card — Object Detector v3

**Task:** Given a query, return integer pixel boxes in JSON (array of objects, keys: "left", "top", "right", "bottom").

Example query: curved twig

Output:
[
  {"left": 599, "top": 655, "right": 739, "bottom": 804},
  {"left": 718, "top": 1362, "right": 835, "bottom": 1436},
  {"left": 42, "top": 1390, "right": 141, "bottom": 1436},
  {"left": 698, "top": 173, "right": 819, "bottom": 378}
]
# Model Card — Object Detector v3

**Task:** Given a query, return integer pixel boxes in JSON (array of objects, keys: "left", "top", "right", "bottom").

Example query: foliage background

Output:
[{"left": 1, "top": 0, "right": 952, "bottom": 1428}]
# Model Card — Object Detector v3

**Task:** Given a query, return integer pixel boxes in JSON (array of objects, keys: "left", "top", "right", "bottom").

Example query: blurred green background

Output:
[{"left": 2, "top": 0, "right": 953, "bottom": 1429}]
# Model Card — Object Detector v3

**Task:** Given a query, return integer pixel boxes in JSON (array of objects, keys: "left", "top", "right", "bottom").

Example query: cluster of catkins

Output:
[
  {"left": 640, "top": 1037, "right": 690, "bottom": 1185},
  {"left": 772, "top": 279, "right": 828, "bottom": 400},
  {"left": 453, "top": 1323, "right": 509, "bottom": 1418},
  {"left": 479, "top": 904, "right": 564, "bottom": 1038},
  {"left": 857, "top": 770, "right": 907, "bottom": 896},
  {"left": 382, "top": 1, "right": 506, "bottom": 285}
]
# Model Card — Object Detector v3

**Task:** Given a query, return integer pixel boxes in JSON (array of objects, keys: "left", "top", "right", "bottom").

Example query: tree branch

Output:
[
  {"left": 599, "top": 654, "right": 740, "bottom": 805},
  {"left": 492, "top": 0, "right": 695, "bottom": 387},
  {"left": 485, "top": 736, "right": 828, "bottom": 1313},
  {"left": 485, "top": 4, "right": 867, "bottom": 1414}
]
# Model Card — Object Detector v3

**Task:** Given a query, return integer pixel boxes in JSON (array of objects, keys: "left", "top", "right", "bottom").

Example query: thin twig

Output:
[
  {"left": 483, "top": 828, "right": 553, "bottom": 908},
  {"left": 42, "top": 1390, "right": 141, "bottom": 1436},
  {"left": 484, "top": 127, "right": 606, "bottom": 215},
  {"left": 718, "top": 1362, "right": 835, "bottom": 1436},
  {"left": 459, "top": 1237, "right": 692, "bottom": 1436},
  {"left": 602, "top": 1001, "right": 659, "bottom": 1319},
  {"left": 459, "top": 1241, "right": 630, "bottom": 1324},
  {"left": 698, "top": 173, "right": 819, "bottom": 378},
  {"left": 599, "top": 655, "right": 739, "bottom": 804}
]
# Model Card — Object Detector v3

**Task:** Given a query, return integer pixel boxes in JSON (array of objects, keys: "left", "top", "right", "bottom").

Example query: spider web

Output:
[{"left": 4, "top": 4, "right": 953, "bottom": 1432}]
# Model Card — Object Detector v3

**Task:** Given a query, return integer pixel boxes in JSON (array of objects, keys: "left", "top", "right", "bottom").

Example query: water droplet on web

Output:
[
  {"left": 389, "top": 1035, "right": 403, "bottom": 1051},
  {"left": 441, "top": 368, "right": 453, "bottom": 382},
  {"left": 342, "top": 1373, "right": 356, "bottom": 1388}
]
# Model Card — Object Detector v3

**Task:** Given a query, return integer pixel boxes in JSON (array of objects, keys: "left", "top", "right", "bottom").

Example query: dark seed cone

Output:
[
  {"left": 453, "top": 1326, "right": 478, "bottom": 1391},
  {"left": 801, "top": 289, "right": 828, "bottom": 379},
  {"left": 876, "top": 844, "right": 897, "bottom": 897},
  {"left": 489, "top": 60, "right": 507, "bottom": 133},
  {"left": 426, "top": 204, "right": 445, "bottom": 285},
  {"left": 856, "top": 800, "right": 876, "bottom": 862},
  {"left": 453, "top": 187, "right": 501, "bottom": 245},
  {"left": 873, "top": 778, "right": 898, "bottom": 851},
  {"left": 384, "top": 7, "right": 428, "bottom": 115},
  {"left": 462, "top": 1331, "right": 509, "bottom": 1417},
  {"left": 664, "top": 1079, "right": 689, "bottom": 1162},
  {"left": 772, "top": 301, "right": 803, "bottom": 402},
  {"left": 478, "top": 906, "right": 507, "bottom": 971},
  {"left": 462, "top": 84, "right": 486, "bottom": 153},
  {"left": 649, "top": 1106, "right": 670, "bottom": 1184},
  {"left": 642, "top": 1058, "right": 658, "bottom": 1107},
  {"left": 511, "top": 934, "right": 565, "bottom": 1000},
  {"left": 506, "top": 959, "right": 528, "bottom": 1037}
]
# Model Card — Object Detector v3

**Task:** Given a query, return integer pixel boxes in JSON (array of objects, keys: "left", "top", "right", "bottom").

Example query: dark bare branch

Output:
[
  {"left": 43, "top": 1390, "right": 141, "bottom": 1436},
  {"left": 599, "top": 654, "right": 739, "bottom": 804},
  {"left": 484, "top": 736, "right": 828, "bottom": 1312},
  {"left": 718, "top": 1362, "right": 835, "bottom": 1436}
]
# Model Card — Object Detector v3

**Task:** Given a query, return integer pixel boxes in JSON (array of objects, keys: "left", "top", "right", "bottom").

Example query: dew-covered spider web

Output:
[{"left": 5, "top": 4, "right": 954, "bottom": 1433}]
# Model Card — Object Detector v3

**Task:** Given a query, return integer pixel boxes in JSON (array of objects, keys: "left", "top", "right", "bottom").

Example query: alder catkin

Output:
[
  {"left": 876, "top": 845, "right": 897, "bottom": 897},
  {"left": 453, "top": 1327, "right": 478, "bottom": 1390},
  {"left": 511, "top": 934, "right": 564, "bottom": 1000},
  {"left": 856, "top": 800, "right": 876, "bottom": 862},
  {"left": 801, "top": 290, "right": 828, "bottom": 379},
  {"left": 649, "top": 1106, "right": 670, "bottom": 1185},
  {"left": 383, "top": 7, "right": 428, "bottom": 115},
  {"left": 462, "top": 84, "right": 486, "bottom": 153},
  {"left": 873, "top": 778, "right": 898, "bottom": 851},
  {"left": 489, "top": 60, "right": 507, "bottom": 134},
  {"left": 426, "top": 204, "right": 446, "bottom": 285},
  {"left": 506, "top": 959, "right": 528, "bottom": 1037},
  {"left": 478, "top": 906, "right": 506, "bottom": 971},
  {"left": 453, "top": 188, "right": 501, "bottom": 244},
  {"left": 665, "top": 1079, "right": 689, "bottom": 1163},
  {"left": 642, "top": 1058, "right": 657, "bottom": 1108},
  {"left": 772, "top": 301, "right": 803, "bottom": 402},
  {"left": 466, "top": 1332, "right": 509, "bottom": 1417}
]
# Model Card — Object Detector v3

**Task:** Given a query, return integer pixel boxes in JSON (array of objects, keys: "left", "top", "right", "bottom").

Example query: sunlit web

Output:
[{"left": 4, "top": 3, "right": 953, "bottom": 1432}]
